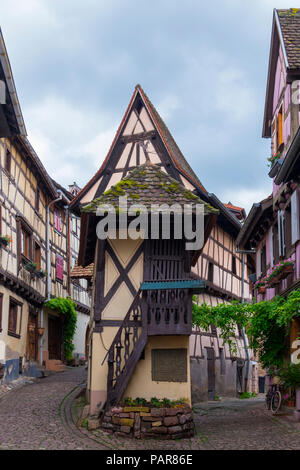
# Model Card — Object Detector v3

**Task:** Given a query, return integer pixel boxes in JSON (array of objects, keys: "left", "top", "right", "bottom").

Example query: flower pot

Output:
[
  {"left": 278, "top": 265, "right": 293, "bottom": 281},
  {"left": 268, "top": 276, "right": 280, "bottom": 287},
  {"left": 258, "top": 286, "right": 266, "bottom": 294},
  {"left": 0, "top": 238, "right": 9, "bottom": 247},
  {"left": 286, "top": 400, "right": 295, "bottom": 407}
]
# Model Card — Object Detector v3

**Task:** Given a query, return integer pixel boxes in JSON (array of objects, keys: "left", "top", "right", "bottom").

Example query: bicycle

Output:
[{"left": 265, "top": 382, "right": 282, "bottom": 414}]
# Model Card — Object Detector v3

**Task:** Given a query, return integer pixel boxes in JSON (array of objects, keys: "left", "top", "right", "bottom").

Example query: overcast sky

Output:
[{"left": 1, "top": 1, "right": 294, "bottom": 213}]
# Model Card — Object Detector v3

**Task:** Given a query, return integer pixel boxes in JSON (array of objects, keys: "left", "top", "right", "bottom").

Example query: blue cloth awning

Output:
[{"left": 140, "top": 279, "right": 206, "bottom": 291}]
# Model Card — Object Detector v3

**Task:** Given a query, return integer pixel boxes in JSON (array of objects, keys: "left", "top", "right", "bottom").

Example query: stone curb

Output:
[{"left": 59, "top": 382, "right": 117, "bottom": 450}]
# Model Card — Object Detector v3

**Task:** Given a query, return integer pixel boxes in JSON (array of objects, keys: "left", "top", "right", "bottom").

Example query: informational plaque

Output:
[{"left": 151, "top": 348, "right": 187, "bottom": 382}]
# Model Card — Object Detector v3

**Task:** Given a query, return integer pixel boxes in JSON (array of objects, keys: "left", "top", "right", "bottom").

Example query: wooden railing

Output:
[
  {"left": 105, "top": 290, "right": 147, "bottom": 409},
  {"left": 145, "top": 288, "right": 192, "bottom": 336}
]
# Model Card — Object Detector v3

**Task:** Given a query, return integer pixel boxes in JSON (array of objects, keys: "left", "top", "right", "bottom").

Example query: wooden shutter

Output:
[
  {"left": 291, "top": 190, "right": 300, "bottom": 245},
  {"left": 278, "top": 211, "right": 285, "bottom": 257},
  {"left": 256, "top": 248, "right": 261, "bottom": 278},
  {"left": 56, "top": 254, "right": 64, "bottom": 281},
  {"left": 269, "top": 227, "right": 274, "bottom": 267}
]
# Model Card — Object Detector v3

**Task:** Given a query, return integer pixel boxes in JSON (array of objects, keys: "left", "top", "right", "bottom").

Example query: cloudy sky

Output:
[{"left": 0, "top": 1, "right": 294, "bottom": 212}]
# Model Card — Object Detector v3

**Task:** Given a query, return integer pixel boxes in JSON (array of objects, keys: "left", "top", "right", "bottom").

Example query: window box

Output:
[
  {"left": 277, "top": 264, "right": 293, "bottom": 281},
  {"left": 0, "top": 235, "right": 12, "bottom": 247},
  {"left": 23, "top": 261, "right": 37, "bottom": 273}
]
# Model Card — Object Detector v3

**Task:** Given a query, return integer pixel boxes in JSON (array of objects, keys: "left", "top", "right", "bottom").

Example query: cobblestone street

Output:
[{"left": 1, "top": 367, "right": 300, "bottom": 450}]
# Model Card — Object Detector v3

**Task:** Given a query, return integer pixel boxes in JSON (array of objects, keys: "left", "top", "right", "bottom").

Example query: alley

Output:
[
  {"left": 0, "top": 367, "right": 102, "bottom": 450},
  {"left": 1, "top": 366, "right": 300, "bottom": 451}
]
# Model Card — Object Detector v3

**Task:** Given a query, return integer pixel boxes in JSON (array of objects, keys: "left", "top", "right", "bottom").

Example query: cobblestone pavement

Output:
[
  {"left": 1, "top": 366, "right": 300, "bottom": 450},
  {"left": 0, "top": 367, "right": 103, "bottom": 450},
  {"left": 193, "top": 399, "right": 300, "bottom": 450}
]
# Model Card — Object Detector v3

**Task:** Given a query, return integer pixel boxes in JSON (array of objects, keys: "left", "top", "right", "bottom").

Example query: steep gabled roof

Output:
[
  {"left": 277, "top": 9, "right": 300, "bottom": 69},
  {"left": 70, "top": 85, "right": 207, "bottom": 211},
  {"left": 82, "top": 162, "right": 217, "bottom": 215},
  {"left": 263, "top": 9, "right": 300, "bottom": 137},
  {"left": 0, "top": 28, "right": 26, "bottom": 137}
]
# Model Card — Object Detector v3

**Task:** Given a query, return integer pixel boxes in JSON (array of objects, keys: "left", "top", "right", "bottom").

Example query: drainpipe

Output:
[
  {"left": 236, "top": 248, "right": 256, "bottom": 392},
  {"left": 39, "top": 190, "right": 63, "bottom": 366}
]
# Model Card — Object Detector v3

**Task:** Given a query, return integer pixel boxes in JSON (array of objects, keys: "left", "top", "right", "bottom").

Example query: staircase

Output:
[
  {"left": 45, "top": 359, "right": 66, "bottom": 372},
  {"left": 105, "top": 290, "right": 147, "bottom": 410}
]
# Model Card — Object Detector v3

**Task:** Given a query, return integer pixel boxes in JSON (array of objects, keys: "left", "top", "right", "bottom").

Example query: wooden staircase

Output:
[{"left": 105, "top": 290, "right": 147, "bottom": 409}]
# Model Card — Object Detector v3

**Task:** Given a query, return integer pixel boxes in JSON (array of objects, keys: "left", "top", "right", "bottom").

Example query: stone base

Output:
[{"left": 101, "top": 405, "right": 194, "bottom": 439}]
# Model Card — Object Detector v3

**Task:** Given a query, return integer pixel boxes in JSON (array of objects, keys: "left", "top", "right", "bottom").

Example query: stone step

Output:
[{"left": 45, "top": 360, "right": 66, "bottom": 372}]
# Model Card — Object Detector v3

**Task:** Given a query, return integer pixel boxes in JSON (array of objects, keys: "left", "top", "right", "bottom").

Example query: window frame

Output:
[{"left": 8, "top": 297, "right": 22, "bottom": 339}]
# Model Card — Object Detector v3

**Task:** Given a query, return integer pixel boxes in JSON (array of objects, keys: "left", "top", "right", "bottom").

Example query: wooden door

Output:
[
  {"left": 48, "top": 316, "right": 62, "bottom": 360},
  {"left": 26, "top": 309, "right": 38, "bottom": 361},
  {"left": 236, "top": 359, "right": 244, "bottom": 393},
  {"left": 206, "top": 347, "right": 215, "bottom": 400}
]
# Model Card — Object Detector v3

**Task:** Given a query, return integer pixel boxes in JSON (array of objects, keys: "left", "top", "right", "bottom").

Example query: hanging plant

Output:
[
  {"left": 24, "top": 261, "right": 37, "bottom": 273},
  {"left": 268, "top": 152, "right": 282, "bottom": 168},
  {"left": 44, "top": 297, "right": 77, "bottom": 360},
  {"left": 192, "top": 289, "right": 300, "bottom": 368}
]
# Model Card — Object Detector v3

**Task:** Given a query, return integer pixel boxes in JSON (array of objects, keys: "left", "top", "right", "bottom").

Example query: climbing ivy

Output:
[
  {"left": 45, "top": 297, "right": 77, "bottom": 360},
  {"left": 192, "top": 289, "right": 300, "bottom": 368}
]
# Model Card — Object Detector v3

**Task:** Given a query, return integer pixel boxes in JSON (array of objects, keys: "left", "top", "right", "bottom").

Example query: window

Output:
[
  {"left": 35, "top": 187, "right": 40, "bottom": 212},
  {"left": 276, "top": 106, "right": 283, "bottom": 152},
  {"left": 4, "top": 149, "right": 11, "bottom": 174},
  {"left": 208, "top": 262, "right": 214, "bottom": 283},
  {"left": 34, "top": 242, "right": 41, "bottom": 270},
  {"left": 0, "top": 293, "right": 3, "bottom": 331},
  {"left": 56, "top": 254, "right": 64, "bottom": 282},
  {"left": 284, "top": 204, "right": 292, "bottom": 256},
  {"left": 54, "top": 209, "right": 62, "bottom": 233},
  {"left": 232, "top": 256, "right": 237, "bottom": 275},
  {"left": 291, "top": 190, "right": 300, "bottom": 245},
  {"left": 21, "top": 226, "right": 31, "bottom": 259},
  {"left": 8, "top": 298, "right": 22, "bottom": 338}
]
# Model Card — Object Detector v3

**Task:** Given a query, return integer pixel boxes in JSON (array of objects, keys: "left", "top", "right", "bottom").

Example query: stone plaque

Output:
[{"left": 151, "top": 349, "right": 187, "bottom": 382}]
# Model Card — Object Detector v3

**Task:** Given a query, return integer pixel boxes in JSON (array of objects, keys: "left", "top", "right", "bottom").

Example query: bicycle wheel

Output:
[
  {"left": 271, "top": 391, "right": 282, "bottom": 414},
  {"left": 265, "top": 392, "right": 272, "bottom": 410}
]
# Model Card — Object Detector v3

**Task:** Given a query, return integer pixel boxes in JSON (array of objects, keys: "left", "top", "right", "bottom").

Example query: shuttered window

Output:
[
  {"left": 8, "top": 298, "right": 21, "bottom": 338},
  {"left": 278, "top": 210, "right": 285, "bottom": 257},
  {"left": 291, "top": 190, "right": 300, "bottom": 245},
  {"left": 56, "top": 254, "right": 64, "bottom": 281}
]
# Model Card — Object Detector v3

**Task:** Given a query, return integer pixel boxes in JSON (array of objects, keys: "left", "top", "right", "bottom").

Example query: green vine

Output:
[
  {"left": 45, "top": 297, "right": 77, "bottom": 360},
  {"left": 192, "top": 289, "right": 300, "bottom": 368}
]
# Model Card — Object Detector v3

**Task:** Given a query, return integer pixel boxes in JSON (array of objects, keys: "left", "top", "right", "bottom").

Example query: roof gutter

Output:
[
  {"left": 207, "top": 193, "right": 242, "bottom": 232},
  {"left": 236, "top": 203, "right": 261, "bottom": 248}
]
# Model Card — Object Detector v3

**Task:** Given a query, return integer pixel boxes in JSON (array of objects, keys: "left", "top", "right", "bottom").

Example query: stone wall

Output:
[{"left": 101, "top": 405, "right": 194, "bottom": 439}]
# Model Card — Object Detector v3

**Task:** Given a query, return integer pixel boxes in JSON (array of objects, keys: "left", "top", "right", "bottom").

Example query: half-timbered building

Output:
[
  {"left": 238, "top": 8, "right": 300, "bottom": 369},
  {"left": 0, "top": 31, "right": 91, "bottom": 382},
  {"left": 70, "top": 85, "right": 255, "bottom": 411}
]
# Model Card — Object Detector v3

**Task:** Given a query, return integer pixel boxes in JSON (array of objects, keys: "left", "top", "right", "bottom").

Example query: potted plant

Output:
[
  {"left": 268, "top": 151, "right": 282, "bottom": 168},
  {"left": 23, "top": 261, "right": 37, "bottom": 273},
  {"left": 36, "top": 269, "right": 47, "bottom": 279},
  {"left": 254, "top": 279, "right": 267, "bottom": 294},
  {"left": 0, "top": 235, "right": 12, "bottom": 247}
]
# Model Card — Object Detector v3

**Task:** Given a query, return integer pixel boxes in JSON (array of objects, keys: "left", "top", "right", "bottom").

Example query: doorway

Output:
[
  {"left": 48, "top": 316, "right": 62, "bottom": 360},
  {"left": 206, "top": 347, "right": 216, "bottom": 400}
]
